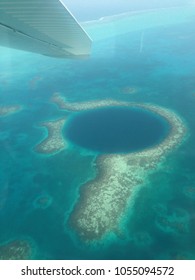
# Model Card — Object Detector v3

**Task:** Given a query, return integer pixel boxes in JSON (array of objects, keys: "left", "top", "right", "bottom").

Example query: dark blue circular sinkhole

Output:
[{"left": 64, "top": 106, "right": 170, "bottom": 154}]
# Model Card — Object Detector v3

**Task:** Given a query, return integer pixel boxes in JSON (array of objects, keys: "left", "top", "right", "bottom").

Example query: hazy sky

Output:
[{"left": 62, "top": 0, "right": 192, "bottom": 21}]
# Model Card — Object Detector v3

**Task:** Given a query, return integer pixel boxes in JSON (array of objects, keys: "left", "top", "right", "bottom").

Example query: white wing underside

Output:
[{"left": 0, "top": 0, "right": 92, "bottom": 58}]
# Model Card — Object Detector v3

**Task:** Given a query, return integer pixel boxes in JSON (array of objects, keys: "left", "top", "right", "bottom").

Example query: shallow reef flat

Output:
[
  {"left": 34, "top": 117, "right": 68, "bottom": 154},
  {"left": 0, "top": 105, "right": 22, "bottom": 117},
  {"left": 0, "top": 239, "right": 33, "bottom": 260},
  {"left": 51, "top": 92, "right": 129, "bottom": 111},
  {"left": 51, "top": 93, "right": 187, "bottom": 241}
]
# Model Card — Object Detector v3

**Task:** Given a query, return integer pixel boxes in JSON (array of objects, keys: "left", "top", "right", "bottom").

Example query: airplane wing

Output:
[{"left": 0, "top": 0, "right": 92, "bottom": 58}]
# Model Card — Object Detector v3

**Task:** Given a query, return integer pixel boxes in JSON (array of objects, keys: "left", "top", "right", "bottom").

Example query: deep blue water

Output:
[
  {"left": 0, "top": 7, "right": 195, "bottom": 260},
  {"left": 64, "top": 106, "right": 170, "bottom": 153}
]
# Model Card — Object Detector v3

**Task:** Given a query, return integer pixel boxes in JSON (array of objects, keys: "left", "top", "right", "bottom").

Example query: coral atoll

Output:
[{"left": 51, "top": 93, "right": 187, "bottom": 241}]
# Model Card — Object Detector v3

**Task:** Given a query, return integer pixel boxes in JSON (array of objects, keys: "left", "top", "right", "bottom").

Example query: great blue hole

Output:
[{"left": 64, "top": 106, "right": 170, "bottom": 154}]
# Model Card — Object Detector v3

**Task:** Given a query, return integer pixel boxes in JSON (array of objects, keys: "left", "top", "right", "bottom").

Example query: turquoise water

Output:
[
  {"left": 64, "top": 106, "right": 170, "bottom": 154},
  {"left": 0, "top": 7, "right": 195, "bottom": 259}
]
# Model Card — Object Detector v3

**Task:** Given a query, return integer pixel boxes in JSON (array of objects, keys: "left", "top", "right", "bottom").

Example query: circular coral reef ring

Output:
[
  {"left": 0, "top": 238, "right": 35, "bottom": 260},
  {"left": 50, "top": 94, "right": 187, "bottom": 241}
]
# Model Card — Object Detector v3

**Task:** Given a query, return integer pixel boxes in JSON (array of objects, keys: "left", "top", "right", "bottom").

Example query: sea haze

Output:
[{"left": 62, "top": 0, "right": 191, "bottom": 21}]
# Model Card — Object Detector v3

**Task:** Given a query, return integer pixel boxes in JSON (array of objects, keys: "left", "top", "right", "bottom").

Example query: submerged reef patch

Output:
[
  {"left": 159, "top": 250, "right": 195, "bottom": 260},
  {"left": 120, "top": 86, "right": 138, "bottom": 95},
  {"left": 33, "top": 193, "right": 53, "bottom": 209},
  {"left": 0, "top": 105, "right": 22, "bottom": 117},
  {"left": 0, "top": 239, "right": 34, "bottom": 260},
  {"left": 155, "top": 207, "right": 189, "bottom": 235},
  {"left": 34, "top": 117, "right": 68, "bottom": 155},
  {"left": 183, "top": 185, "right": 195, "bottom": 199},
  {"left": 133, "top": 231, "right": 153, "bottom": 248},
  {"left": 51, "top": 93, "right": 187, "bottom": 241}
]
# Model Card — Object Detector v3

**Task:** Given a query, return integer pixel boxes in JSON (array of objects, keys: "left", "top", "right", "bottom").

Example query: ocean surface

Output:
[{"left": 0, "top": 7, "right": 195, "bottom": 260}]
